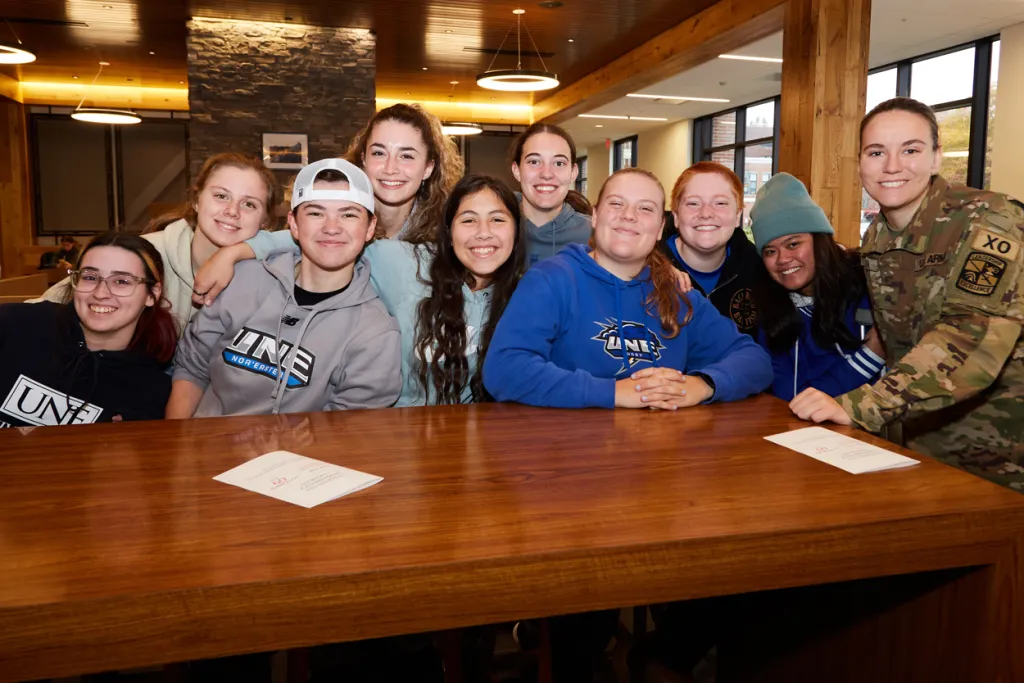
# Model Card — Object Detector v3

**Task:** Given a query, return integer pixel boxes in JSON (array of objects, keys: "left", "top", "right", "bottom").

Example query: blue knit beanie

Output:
[{"left": 749, "top": 172, "right": 834, "bottom": 253}]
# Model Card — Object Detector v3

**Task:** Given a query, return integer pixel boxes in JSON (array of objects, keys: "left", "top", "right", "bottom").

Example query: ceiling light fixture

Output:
[
  {"left": 626, "top": 93, "right": 730, "bottom": 103},
  {"left": 441, "top": 82, "right": 484, "bottom": 136},
  {"left": 71, "top": 61, "right": 141, "bottom": 125},
  {"left": 579, "top": 114, "right": 667, "bottom": 122},
  {"left": 718, "top": 54, "right": 783, "bottom": 63},
  {"left": 476, "top": 9, "right": 559, "bottom": 92},
  {"left": 0, "top": 18, "right": 36, "bottom": 64}
]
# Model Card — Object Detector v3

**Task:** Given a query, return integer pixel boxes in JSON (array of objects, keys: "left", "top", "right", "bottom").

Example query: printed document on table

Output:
[
  {"left": 214, "top": 450, "right": 382, "bottom": 508},
  {"left": 765, "top": 426, "right": 919, "bottom": 474}
]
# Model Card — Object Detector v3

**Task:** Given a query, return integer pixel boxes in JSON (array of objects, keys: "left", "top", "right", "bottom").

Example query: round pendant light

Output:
[
  {"left": 0, "top": 20, "right": 36, "bottom": 64},
  {"left": 0, "top": 44, "right": 36, "bottom": 64},
  {"left": 476, "top": 10, "right": 559, "bottom": 93},
  {"left": 71, "top": 108, "right": 142, "bottom": 124},
  {"left": 441, "top": 121, "right": 483, "bottom": 136},
  {"left": 71, "top": 62, "right": 142, "bottom": 125}
]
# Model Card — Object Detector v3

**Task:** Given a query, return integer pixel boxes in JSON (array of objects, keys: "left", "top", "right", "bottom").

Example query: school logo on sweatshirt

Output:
[
  {"left": 223, "top": 327, "right": 316, "bottom": 388},
  {"left": 592, "top": 320, "right": 665, "bottom": 368},
  {"left": 0, "top": 374, "right": 103, "bottom": 427}
]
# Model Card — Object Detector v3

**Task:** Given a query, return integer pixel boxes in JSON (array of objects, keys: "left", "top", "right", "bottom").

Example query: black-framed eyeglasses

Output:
[{"left": 69, "top": 269, "right": 152, "bottom": 297}]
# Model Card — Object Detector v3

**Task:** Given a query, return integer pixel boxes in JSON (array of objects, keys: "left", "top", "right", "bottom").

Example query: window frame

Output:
[
  {"left": 692, "top": 96, "right": 780, "bottom": 176},
  {"left": 613, "top": 135, "right": 638, "bottom": 171}
]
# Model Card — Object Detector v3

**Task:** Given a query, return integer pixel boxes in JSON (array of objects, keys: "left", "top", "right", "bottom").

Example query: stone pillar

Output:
[
  {"left": 777, "top": 0, "right": 871, "bottom": 247},
  {"left": 186, "top": 18, "right": 375, "bottom": 183}
]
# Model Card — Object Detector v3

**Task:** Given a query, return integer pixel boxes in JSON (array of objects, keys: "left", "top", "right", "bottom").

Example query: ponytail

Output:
[{"left": 645, "top": 248, "right": 691, "bottom": 339}]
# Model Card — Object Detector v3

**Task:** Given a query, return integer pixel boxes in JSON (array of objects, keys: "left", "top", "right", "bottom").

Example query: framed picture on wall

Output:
[{"left": 262, "top": 133, "right": 308, "bottom": 170}]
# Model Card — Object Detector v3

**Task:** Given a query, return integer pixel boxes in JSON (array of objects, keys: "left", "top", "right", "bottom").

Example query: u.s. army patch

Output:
[
  {"left": 972, "top": 229, "right": 1021, "bottom": 261},
  {"left": 956, "top": 251, "right": 1007, "bottom": 296}
]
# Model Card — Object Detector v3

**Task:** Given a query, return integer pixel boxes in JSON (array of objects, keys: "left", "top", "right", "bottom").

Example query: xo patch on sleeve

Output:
[
  {"left": 972, "top": 229, "right": 1021, "bottom": 261},
  {"left": 956, "top": 251, "right": 1007, "bottom": 296}
]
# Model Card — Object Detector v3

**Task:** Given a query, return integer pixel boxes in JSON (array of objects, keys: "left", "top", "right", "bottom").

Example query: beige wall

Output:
[
  {"left": 991, "top": 22, "right": 1024, "bottom": 198},
  {"left": 637, "top": 120, "right": 693, "bottom": 208},
  {"left": 583, "top": 142, "right": 611, "bottom": 206}
]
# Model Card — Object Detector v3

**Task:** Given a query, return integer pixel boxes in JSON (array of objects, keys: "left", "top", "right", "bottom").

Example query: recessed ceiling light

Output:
[
  {"left": 718, "top": 54, "right": 783, "bottom": 63},
  {"left": 99, "top": 61, "right": 110, "bottom": 66},
  {"left": 73, "top": 75, "right": 80, "bottom": 79},
  {"left": 445, "top": 29, "right": 453, "bottom": 33},
  {"left": 627, "top": 93, "right": 730, "bottom": 103},
  {"left": 179, "top": 80, "right": 185, "bottom": 84},
  {"left": 148, "top": 51, "right": 155, "bottom": 55},
  {"left": 422, "top": 67, "right": 428, "bottom": 71},
  {"left": 568, "top": 39, "right": 574, "bottom": 43},
  {"left": 595, "top": 124, "right": 603, "bottom": 128},
  {"left": 450, "top": 80, "right": 459, "bottom": 85}
]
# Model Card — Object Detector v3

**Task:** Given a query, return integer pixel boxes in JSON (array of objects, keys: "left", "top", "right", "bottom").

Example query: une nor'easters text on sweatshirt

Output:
[{"left": 483, "top": 244, "right": 773, "bottom": 408}]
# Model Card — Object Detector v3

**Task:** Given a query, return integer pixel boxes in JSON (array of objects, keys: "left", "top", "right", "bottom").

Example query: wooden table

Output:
[{"left": 1, "top": 396, "right": 1022, "bottom": 682}]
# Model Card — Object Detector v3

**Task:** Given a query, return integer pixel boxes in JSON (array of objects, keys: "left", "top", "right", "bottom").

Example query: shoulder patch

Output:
[
  {"left": 972, "top": 228, "right": 1021, "bottom": 261},
  {"left": 955, "top": 252, "right": 1007, "bottom": 297}
]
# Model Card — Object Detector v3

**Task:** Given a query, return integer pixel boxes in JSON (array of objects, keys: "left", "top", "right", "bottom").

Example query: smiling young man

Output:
[
  {"left": 167, "top": 158, "right": 401, "bottom": 418},
  {"left": 789, "top": 97, "right": 1024, "bottom": 492}
]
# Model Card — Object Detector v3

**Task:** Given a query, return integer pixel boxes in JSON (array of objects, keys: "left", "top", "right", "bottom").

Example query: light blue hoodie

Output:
[{"left": 248, "top": 231, "right": 492, "bottom": 406}]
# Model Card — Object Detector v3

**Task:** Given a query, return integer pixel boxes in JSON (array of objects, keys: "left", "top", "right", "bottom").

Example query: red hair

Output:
[
  {"left": 595, "top": 168, "right": 693, "bottom": 338},
  {"left": 670, "top": 161, "right": 744, "bottom": 211}
]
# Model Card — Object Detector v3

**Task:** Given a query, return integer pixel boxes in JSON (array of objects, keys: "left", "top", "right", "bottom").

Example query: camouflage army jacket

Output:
[{"left": 837, "top": 176, "right": 1023, "bottom": 475}]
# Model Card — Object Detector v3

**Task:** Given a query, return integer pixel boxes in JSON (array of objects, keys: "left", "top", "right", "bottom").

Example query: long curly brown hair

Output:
[
  {"left": 413, "top": 175, "right": 527, "bottom": 404},
  {"left": 344, "top": 104, "right": 464, "bottom": 244}
]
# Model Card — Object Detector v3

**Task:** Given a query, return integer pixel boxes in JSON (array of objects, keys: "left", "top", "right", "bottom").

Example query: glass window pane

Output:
[
  {"left": 911, "top": 47, "right": 975, "bottom": 106},
  {"left": 861, "top": 187, "right": 880, "bottom": 239},
  {"left": 745, "top": 101, "right": 774, "bottom": 140},
  {"left": 742, "top": 142, "right": 773, "bottom": 229},
  {"left": 710, "top": 148, "right": 735, "bottom": 172},
  {"left": 936, "top": 105, "right": 971, "bottom": 187},
  {"left": 711, "top": 111, "right": 736, "bottom": 148},
  {"left": 866, "top": 68, "right": 897, "bottom": 112},
  {"left": 985, "top": 40, "right": 999, "bottom": 190},
  {"left": 36, "top": 118, "right": 111, "bottom": 234},
  {"left": 119, "top": 122, "right": 188, "bottom": 232}
]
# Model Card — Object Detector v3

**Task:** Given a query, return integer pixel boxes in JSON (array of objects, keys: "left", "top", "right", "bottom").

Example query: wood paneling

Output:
[
  {"left": 777, "top": 0, "right": 871, "bottom": 247},
  {"left": 0, "top": 397, "right": 1022, "bottom": 681},
  {"left": 534, "top": 0, "right": 787, "bottom": 124},
  {"left": 0, "top": 100, "right": 34, "bottom": 278},
  {"left": 1, "top": 0, "right": 725, "bottom": 106}
]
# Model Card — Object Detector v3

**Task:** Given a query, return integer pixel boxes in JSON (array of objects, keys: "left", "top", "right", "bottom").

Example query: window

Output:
[
  {"left": 575, "top": 156, "right": 588, "bottom": 196},
  {"left": 613, "top": 135, "right": 637, "bottom": 171},
  {"left": 858, "top": 36, "right": 998, "bottom": 233},
  {"left": 693, "top": 97, "right": 779, "bottom": 229},
  {"left": 31, "top": 108, "right": 188, "bottom": 235}
]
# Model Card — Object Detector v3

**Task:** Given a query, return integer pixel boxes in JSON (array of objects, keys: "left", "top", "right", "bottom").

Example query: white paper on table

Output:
[
  {"left": 765, "top": 426, "right": 919, "bottom": 474},
  {"left": 214, "top": 450, "right": 382, "bottom": 508}
]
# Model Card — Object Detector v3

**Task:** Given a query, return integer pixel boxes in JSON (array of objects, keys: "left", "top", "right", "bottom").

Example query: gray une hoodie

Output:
[
  {"left": 519, "top": 197, "right": 593, "bottom": 268},
  {"left": 173, "top": 252, "right": 401, "bottom": 416}
]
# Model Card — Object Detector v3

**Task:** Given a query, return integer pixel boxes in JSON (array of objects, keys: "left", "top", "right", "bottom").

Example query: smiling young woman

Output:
[
  {"left": 661, "top": 162, "right": 762, "bottom": 336},
  {"left": 789, "top": 96, "right": 1024, "bottom": 492},
  {"left": 0, "top": 232, "right": 176, "bottom": 428}
]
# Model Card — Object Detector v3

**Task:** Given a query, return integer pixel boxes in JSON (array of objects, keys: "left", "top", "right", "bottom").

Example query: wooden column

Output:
[
  {"left": 0, "top": 99, "right": 35, "bottom": 278},
  {"left": 778, "top": 0, "right": 871, "bottom": 247}
]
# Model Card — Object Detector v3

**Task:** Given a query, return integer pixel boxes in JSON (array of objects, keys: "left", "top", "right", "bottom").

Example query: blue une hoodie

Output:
[{"left": 483, "top": 244, "right": 773, "bottom": 408}]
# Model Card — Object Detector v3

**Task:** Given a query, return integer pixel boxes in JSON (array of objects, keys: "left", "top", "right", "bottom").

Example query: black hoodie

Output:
[
  {"left": 0, "top": 302, "right": 171, "bottom": 428},
  {"left": 659, "top": 217, "right": 762, "bottom": 336}
]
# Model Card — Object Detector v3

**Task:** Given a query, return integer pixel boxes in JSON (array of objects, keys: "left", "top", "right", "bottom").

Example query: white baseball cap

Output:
[{"left": 291, "top": 158, "right": 375, "bottom": 214}]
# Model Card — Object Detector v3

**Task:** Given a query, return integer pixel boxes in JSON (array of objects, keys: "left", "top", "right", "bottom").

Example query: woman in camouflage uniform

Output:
[{"left": 790, "top": 97, "right": 1024, "bottom": 491}]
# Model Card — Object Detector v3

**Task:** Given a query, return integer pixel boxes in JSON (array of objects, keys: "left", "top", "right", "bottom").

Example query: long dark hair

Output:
[
  {"left": 413, "top": 175, "right": 526, "bottom": 404},
  {"left": 754, "top": 232, "right": 867, "bottom": 354},
  {"left": 61, "top": 232, "right": 179, "bottom": 363}
]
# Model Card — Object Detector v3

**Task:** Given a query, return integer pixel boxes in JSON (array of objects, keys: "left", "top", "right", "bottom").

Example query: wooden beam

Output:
[
  {"left": 0, "top": 101, "right": 35, "bottom": 278},
  {"left": 777, "top": 0, "right": 871, "bottom": 247},
  {"left": 533, "top": 0, "right": 787, "bottom": 124}
]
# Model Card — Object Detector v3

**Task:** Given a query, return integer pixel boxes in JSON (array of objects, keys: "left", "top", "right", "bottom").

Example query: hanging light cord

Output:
[
  {"left": 482, "top": 23, "right": 515, "bottom": 74},
  {"left": 480, "top": 11, "right": 549, "bottom": 74},
  {"left": 76, "top": 62, "right": 107, "bottom": 111},
  {"left": 3, "top": 18, "right": 25, "bottom": 46},
  {"left": 520, "top": 20, "right": 550, "bottom": 73}
]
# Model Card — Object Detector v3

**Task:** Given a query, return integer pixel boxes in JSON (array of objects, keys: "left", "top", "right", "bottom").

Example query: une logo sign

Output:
[{"left": 1, "top": 375, "right": 103, "bottom": 427}]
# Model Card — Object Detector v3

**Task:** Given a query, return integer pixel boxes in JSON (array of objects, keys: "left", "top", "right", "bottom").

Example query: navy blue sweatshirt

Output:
[
  {"left": 0, "top": 302, "right": 171, "bottom": 427},
  {"left": 483, "top": 244, "right": 773, "bottom": 408},
  {"left": 756, "top": 293, "right": 885, "bottom": 400}
]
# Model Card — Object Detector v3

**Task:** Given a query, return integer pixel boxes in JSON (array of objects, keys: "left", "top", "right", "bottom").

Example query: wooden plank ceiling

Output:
[{"left": 0, "top": 0, "right": 719, "bottom": 105}]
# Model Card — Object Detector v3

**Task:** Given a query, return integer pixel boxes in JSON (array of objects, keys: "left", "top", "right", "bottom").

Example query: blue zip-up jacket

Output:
[
  {"left": 756, "top": 293, "right": 885, "bottom": 401},
  {"left": 483, "top": 244, "right": 773, "bottom": 408}
]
